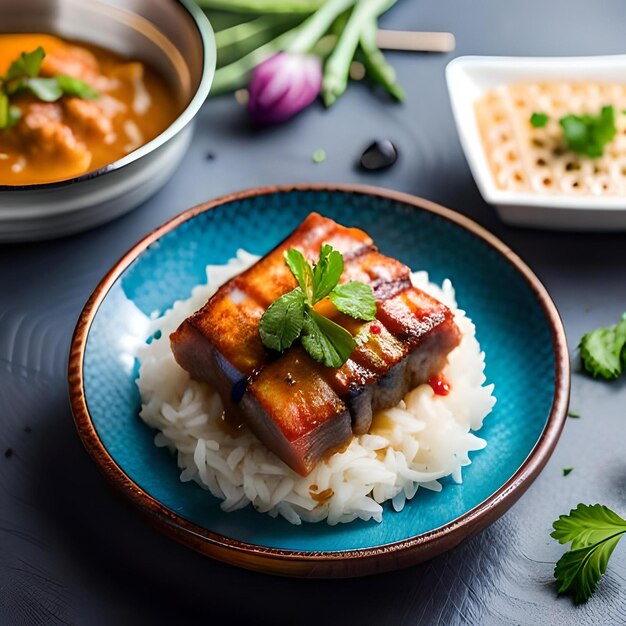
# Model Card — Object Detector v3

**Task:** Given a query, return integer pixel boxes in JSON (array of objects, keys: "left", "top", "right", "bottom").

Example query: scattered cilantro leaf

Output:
[
  {"left": 259, "top": 244, "right": 379, "bottom": 368},
  {"left": 329, "top": 281, "right": 376, "bottom": 320},
  {"left": 579, "top": 313, "right": 626, "bottom": 379},
  {"left": 56, "top": 74, "right": 99, "bottom": 100},
  {"left": 567, "top": 410, "right": 580, "bottom": 418},
  {"left": 312, "top": 148, "right": 326, "bottom": 163},
  {"left": 552, "top": 504, "right": 626, "bottom": 603},
  {"left": 284, "top": 249, "right": 314, "bottom": 301},
  {"left": 312, "top": 244, "right": 343, "bottom": 302},
  {"left": 258, "top": 288, "right": 305, "bottom": 352},
  {"left": 563, "top": 467, "right": 573, "bottom": 476},
  {"left": 301, "top": 309, "right": 355, "bottom": 368},
  {"left": 0, "top": 92, "right": 9, "bottom": 128},
  {"left": 530, "top": 112, "right": 549, "bottom": 128},
  {"left": 559, "top": 105, "right": 617, "bottom": 158}
]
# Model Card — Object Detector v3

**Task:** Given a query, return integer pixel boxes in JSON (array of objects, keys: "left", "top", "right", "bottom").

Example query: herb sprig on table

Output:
[
  {"left": 529, "top": 105, "right": 617, "bottom": 158},
  {"left": 0, "top": 47, "right": 99, "bottom": 130},
  {"left": 552, "top": 503, "right": 626, "bottom": 603},
  {"left": 259, "top": 245, "right": 376, "bottom": 368},
  {"left": 579, "top": 313, "right": 626, "bottom": 380}
]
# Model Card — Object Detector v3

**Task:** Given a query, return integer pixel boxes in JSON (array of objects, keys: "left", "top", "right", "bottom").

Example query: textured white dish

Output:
[{"left": 446, "top": 55, "right": 626, "bottom": 231}]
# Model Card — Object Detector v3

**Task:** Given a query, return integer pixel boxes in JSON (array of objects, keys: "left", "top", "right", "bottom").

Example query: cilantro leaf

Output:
[
  {"left": 554, "top": 536, "right": 623, "bottom": 604},
  {"left": 552, "top": 503, "right": 626, "bottom": 549},
  {"left": 23, "top": 77, "right": 63, "bottom": 102},
  {"left": 284, "top": 249, "right": 314, "bottom": 302},
  {"left": 0, "top": 47, "right": 99, "bottom": 122},
  {"left": 259, "top": 243, "right": 380, "bottom": 368},
  {"left": 329, "top": 281, "right": 377, "bottom": 320},
  {"left": 56, "top": 75, "right": 99, "bottom": 100},
  {"left": 562, "top": 467, "right": 573, "bottom": 477},
  {"left": 5, "top": 47, "right": 45, "bottom": 80},
  {"left": 551, "top": 503, "right": 626, "bottom": 603},
  {"left": 259, "top": 288, "right": 305, "bottom": 352},
  {"left": 312, "top": 244, "right": 343, "bottom": 302},
  {"left": 301, "top": 309, "right": 355, "bottom": 368},
  {"left": 579, "top": 314, "right": 626, "bottom": 379},
  {"left": 559, "top": 105, "right": 617, "bottom": 158},
  {"left": 530, "top": 112, "right": 549, "bottom": 128}
]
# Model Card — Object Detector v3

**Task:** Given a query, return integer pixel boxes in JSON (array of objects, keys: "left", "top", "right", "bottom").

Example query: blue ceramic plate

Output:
[{"left": 69, "top": 185, "right": 569, "bottom": 577}]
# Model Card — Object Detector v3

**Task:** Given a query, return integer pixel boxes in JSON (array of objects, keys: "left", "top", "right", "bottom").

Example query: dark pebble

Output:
[
  {"left": 4, "top": 448, "right": 13, "bottom": 458},
  {"left": 360, "top": 140, "right": 398, "bottom": 171}
]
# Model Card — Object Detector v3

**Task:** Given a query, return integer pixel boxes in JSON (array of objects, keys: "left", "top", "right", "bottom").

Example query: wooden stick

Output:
[{"left": 376, "top": 30, "right": 456, "bottom": 53}]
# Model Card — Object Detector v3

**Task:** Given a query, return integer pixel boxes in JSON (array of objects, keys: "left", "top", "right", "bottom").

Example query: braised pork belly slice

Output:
[{"left": 171, "top": 213, "right": 461, "bottom": 476}]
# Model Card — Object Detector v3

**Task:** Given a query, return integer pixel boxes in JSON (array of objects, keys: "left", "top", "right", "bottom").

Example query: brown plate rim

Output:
[{"left": 68, "top": 183, "right": 570, "bottom": 578}]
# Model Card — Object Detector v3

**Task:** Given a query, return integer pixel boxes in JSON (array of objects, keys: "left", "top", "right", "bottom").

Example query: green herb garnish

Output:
[
  {"left": 530, "top": 112, "right": 549, "bottom": 128},
  {"left": 562, "top": 467, "right": 573, "bottom": 476},
  {"left": 559, "top": 105, "right": 616, "bottom": 158},
  {"left": 552, "top": 503, "right": 626, "bottom": 603},
  {"left": 259, "top": 245, "right": 376, "bottom": 368},
  {"left": 0, "top": 47, "right": 99, "bottom": 130},
  {"left": 530, "top": 106, "right": 617, "bottom": 158},
  {"left": 579, "top": 313, "right": 626, "bottom": 380},
  {"left": 567, "top": 410, "right": 580, "bottom": 418},
  {"left": 312, "top": 148, "right": 326, "bottom": 163}
]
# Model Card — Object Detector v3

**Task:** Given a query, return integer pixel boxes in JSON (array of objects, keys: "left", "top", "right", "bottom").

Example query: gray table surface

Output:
[{"left": 2, "top": 1, "right": 626, "bottom": 624}]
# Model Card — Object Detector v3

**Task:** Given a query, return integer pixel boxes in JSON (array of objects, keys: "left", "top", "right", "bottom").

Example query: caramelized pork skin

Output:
[{"left": 171, "top": 213, "right": 460, "bottom": 476}]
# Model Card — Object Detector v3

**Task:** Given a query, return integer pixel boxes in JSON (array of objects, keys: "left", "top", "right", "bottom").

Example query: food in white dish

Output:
[{"left": 475, "top": 82, "right": 626, "bottom": 195}]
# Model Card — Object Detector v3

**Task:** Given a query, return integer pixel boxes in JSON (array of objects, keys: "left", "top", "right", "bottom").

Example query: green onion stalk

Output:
[{"left": 321, "top": 0, "right": 397, "bottom": 105}]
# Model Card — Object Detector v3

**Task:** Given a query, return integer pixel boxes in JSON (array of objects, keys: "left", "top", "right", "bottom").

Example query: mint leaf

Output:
[
  {"left": 312, "top": 244, "right": 343, "bottom": 302},
  {"left": 559, "top": 105, "right": 616, "bottom": 158},
  {"left": 329, "top": 281, "right": 376, "bottom": 320},
  {"left": 551, "top": 503, "right": 626, "bottom": 603},
  {"left": 530, "top": 112, "right": 549, "bottom": 128},
  {"left": 579, "top": 314, "right": 626, "bottom": 379},
  {"left": 5, "top": 46, "right": 45, "bottom": 80},
  {"left": 259, "top": 288, "right": 305, "bottom": 352},
  {"left": 56, "top": 75, "right": 99, "bottom": 100},
  {"left": 284, "top": 249, "right": 314, "bottom": 302},
  {"left": 301, "top": 309, "right": 355, "bottom": 368}
]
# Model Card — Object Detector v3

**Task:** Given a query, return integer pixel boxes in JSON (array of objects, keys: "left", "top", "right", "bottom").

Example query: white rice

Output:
[{"left": 136, "top": 250, "right": 496, "bottom": 525}]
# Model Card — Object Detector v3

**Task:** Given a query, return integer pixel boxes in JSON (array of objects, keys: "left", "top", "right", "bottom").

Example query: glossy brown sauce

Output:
[{"left": 0, "top": 33, "right": 181, "bottom": 185}]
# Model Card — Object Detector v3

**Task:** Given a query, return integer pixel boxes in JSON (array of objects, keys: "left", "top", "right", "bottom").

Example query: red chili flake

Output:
[
  {"left": 370, "top": 323, "right": 381, "bottom": 335},
  {"left": 428, "top": 374, "right": 451, "bottom": 396}
]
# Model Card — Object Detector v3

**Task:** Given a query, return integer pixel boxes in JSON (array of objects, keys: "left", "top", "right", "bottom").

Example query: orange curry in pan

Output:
[{"left": 0, "top": 34, "right": 181, "bottom": 186}]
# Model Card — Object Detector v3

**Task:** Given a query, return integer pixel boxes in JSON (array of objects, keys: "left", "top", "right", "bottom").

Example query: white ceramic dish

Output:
[
  {"left": 0, "top": 0, "right": 215, "bottom": 242},
  {"left": 446, "top": 55, "right": 626, "bottom": 231}
]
